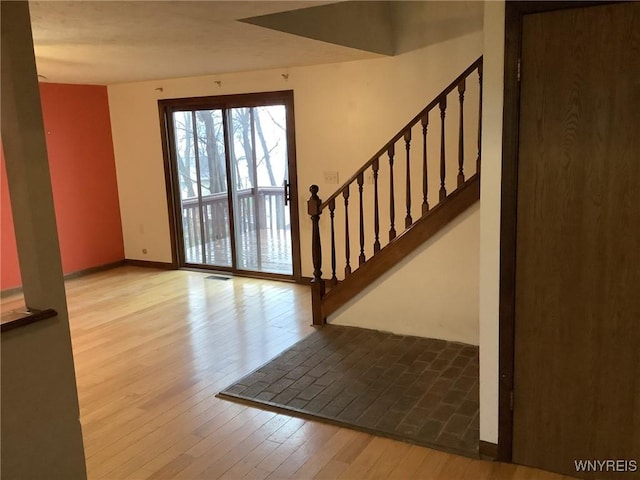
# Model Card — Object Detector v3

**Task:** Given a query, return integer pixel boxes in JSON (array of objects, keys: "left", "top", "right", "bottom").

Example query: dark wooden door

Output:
[{"left": 513, "top": 3, "right": 640, "bottom": 478}]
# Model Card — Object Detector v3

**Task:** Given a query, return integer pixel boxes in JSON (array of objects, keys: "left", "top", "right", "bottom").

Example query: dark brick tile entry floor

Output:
[{"left": 218, "top": 325, "right": 479, "bottom": 457}]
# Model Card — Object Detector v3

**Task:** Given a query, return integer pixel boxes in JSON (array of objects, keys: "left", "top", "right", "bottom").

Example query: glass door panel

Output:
[
  {"left": 194, "top": 110, "right": 232, "bottom": 267},
  {"left": 173, "top": 111, "right": 201, "bottom": 264},
  {"left": 173, "top": 109, "right": 232, "bottom": 268},
  {"left": 254, "top": 105, "right": 292, "bottom": 275},
  {"left": 228, "top": 106, "right": 292, "bottom": 275},
  {"left": 228, "top": 107, "right": 258, "bottom": 272}
]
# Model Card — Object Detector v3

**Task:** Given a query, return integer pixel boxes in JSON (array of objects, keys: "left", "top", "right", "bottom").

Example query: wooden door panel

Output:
[{"left": 514, "top": 3, "right": 640, "bottom": 478}]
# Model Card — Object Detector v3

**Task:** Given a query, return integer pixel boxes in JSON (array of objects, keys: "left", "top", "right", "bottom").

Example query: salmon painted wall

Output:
[
  {"left": 1, "top": 147, "right": 21, "bottom": 289},
  {"left": 1, "top": 83, "right": 124, "bottom": 290}
]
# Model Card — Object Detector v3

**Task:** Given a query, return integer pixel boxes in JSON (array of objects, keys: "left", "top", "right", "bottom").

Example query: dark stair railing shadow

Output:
[{"left": 308, "top": 57, "right": 483, "bottom": 325}]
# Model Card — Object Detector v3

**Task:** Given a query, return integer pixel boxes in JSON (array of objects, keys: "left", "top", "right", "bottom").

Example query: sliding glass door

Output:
[{"left": 162, "top": 92, "right": 300, "bottom": 279}]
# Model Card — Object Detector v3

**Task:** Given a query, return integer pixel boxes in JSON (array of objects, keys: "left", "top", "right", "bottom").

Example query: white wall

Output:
[
  {"left": 479, "top": 0, "right": 505, "bottom": 445},
  {"left": 107, "top": 31, "right": 483, "bottom": 274},
  {"left": 330, "top": 203, "right": 480, "bottom": 345}
]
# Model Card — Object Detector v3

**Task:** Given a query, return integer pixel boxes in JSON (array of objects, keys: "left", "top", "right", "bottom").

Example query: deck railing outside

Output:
[{"left": 181, "top": 186, "right": 290, "bottom": 273}]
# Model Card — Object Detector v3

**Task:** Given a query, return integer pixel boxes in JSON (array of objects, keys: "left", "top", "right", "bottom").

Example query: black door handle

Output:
[{"left": 283, "top": 180, "right": 291, "bottom": 206}]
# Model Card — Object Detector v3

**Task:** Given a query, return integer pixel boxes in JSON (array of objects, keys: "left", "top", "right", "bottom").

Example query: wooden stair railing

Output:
[{"left": 308, "top": 57, "right": 483, "bottom": 325}]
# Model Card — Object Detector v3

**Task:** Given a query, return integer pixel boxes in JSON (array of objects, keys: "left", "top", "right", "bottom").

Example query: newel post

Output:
[{"left": 308, "top": 185, "right": 326, "bottom": 325}]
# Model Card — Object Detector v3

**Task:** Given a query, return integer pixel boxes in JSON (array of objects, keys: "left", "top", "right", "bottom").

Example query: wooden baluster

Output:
[
  {"left": 439, "top": 97, "right": 447, "bottom": 201},
  {"left": 477, "top": 63, "right": 483, "bottom": 174},
  {"left": 357, "top": 173, "right": 365, "bottom": 266},
  {"left": 373, "top": 158, "right": 381, "bottom": 253},
  {"left": 457, "top": 78, "right": 466, "bottom": 188},
  {"left": 388, "top": 145, "right": 396, "bottom": 241},
  {"left": 308, "top": 185, "right": 325, "bottom": 325},
  {"left": 404, "top": 130, "right": 412, "bottom": 228},
  {"left": 421, "top": 113, "right": 429, "bottom": 214},
  {"left": 329, "top": 198, "right": 337, "bottom": 286},
  {"left": 343, "top": 186, "right": 352, "bottom": 277}
]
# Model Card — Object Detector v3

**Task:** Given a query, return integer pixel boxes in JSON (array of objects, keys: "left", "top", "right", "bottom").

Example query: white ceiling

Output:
[
  {"left": 28, "top": 1, "right": 483, "bottom": 86},
  {"left": 29, "top": 1, "right": 380, "bottom": 85}
]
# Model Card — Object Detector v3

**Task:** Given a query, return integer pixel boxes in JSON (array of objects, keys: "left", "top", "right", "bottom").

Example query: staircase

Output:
[{"left": 307, "top": 57, "right": 483, "bottom": 325}]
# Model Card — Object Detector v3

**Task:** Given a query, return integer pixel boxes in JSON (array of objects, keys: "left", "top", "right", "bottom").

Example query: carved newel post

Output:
[{"left": 308, "top": 185, "right": 326, "bottom": 325}]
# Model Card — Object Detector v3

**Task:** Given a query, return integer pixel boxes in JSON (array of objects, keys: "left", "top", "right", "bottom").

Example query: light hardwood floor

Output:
[{"left": 2, "top": 266, "right": 574, "bottom": 479}]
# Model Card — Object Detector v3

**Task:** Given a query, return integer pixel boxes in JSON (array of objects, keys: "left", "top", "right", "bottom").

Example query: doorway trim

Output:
[
  {"left": 158, "top": 90, "right": 303, "bottom": 282},
  {"left": 498, "top": 0, "right": 619, "bottom": 462}
]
